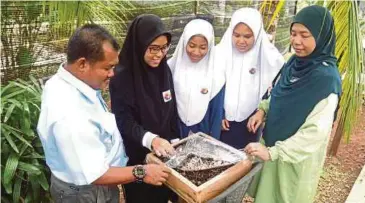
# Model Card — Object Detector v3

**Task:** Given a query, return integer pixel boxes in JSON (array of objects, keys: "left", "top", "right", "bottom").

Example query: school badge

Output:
[{"left": 162, "top": 90, "right": 172, "bottom": 102}]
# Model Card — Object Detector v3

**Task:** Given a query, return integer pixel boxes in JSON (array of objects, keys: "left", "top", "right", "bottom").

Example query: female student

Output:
[
  {"left": 168, "top": 19, "right": 225, "bottom": 139},
  {"left": 217, "top": 8, "right": 284, "bottom": 149},
  {"left": 109, "top": 14, "right": 179, "bottom": 203}
]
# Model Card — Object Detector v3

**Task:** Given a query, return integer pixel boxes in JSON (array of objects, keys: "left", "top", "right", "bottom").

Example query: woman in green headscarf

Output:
[{"left": 244, "top": 5, "right": 342, "bottom": 203}]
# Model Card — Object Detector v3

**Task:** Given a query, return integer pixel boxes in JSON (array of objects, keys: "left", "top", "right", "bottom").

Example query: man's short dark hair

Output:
[{"left": 67, "top": 24, "right": 120, "bottom": 64}]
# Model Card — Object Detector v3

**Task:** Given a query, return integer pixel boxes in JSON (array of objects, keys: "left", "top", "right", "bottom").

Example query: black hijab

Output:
[{"left": 110, "top": 14, "right": 179, "bottom": 163}]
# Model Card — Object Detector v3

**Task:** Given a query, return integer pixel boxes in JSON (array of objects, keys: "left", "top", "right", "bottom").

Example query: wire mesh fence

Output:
[{"left": 1, "top": 0, "right": 296, "bottom": 84}]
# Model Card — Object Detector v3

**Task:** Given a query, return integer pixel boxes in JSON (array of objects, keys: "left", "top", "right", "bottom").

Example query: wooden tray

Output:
[{"left": 146, "top": 132, "right": 252, "bottom": 203}]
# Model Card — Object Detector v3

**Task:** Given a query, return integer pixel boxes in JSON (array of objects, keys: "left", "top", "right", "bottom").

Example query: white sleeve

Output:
[{"left": 142, "top": 132, "right": 158, "bottom": 151}]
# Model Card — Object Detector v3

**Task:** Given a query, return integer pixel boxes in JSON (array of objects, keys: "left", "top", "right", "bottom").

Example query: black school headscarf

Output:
[{"left": 110, "top": 14, "right": 179, "bottom": 163}]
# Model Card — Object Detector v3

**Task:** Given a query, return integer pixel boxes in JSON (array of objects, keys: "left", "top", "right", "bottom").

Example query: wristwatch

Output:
[{"left": 132, "top": 165, "right": 146, "bottom": 183}]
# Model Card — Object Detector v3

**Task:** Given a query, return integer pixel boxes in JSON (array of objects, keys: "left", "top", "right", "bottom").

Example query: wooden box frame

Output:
[{"left": 146, "top": 132, "right": 252, "bottom": 203}]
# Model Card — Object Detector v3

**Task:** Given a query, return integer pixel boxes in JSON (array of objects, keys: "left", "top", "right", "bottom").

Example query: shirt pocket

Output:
[{"left": 100, "top": 112, "right": 118, "bottom": 151}]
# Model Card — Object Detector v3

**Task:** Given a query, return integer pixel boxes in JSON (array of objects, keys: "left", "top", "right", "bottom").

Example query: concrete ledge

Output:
[{"left": 346, "top": 163, "right": 365, "bottom": 203}]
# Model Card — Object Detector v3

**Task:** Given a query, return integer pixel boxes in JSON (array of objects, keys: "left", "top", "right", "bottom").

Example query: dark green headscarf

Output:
[{"left": 263, "top": 5, "right": 342, "bottom": 147}]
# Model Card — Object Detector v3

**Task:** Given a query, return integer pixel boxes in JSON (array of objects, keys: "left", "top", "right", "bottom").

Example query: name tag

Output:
[{"left": 162, "top": 90, "right": 172, "bottom": 102}]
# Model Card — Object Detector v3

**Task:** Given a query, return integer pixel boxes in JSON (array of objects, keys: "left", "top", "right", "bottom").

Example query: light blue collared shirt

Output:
[{"left": 37, "top": 65, "right": 128, "bottom": 185}]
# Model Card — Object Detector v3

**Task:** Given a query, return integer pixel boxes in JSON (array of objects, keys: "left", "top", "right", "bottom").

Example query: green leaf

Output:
[
  {"left": 2, "top": 178, "right": 13, "bottom": 194},
  {"left": 23, "top": 152, "right": 44, "bottom": 159},
  {"left": 32, "top": 139, "right": 43, "bottom": 148},
  {"left": 1, "top": 140, "right": 11, "bottom": 155},
  {"left": 11, "top": 130, "right": 33, "bottom": 149},
  {"left": 13, "top": 171, "right": 24, "bottom": 203},
  {"left": 37, "top": 172, "right": 49, "bottom": 191},
  {"left": 29, "top": 175, "right": 40, "bottom": 202},
  {"left": 24, "top": 191, "right": 32, "bottom": 203},
  {"left": 28, "top": 101, "right": 41, "bottom": 112},
  {"left": 12, "top": 82, "right": 39, "bottom": 98},
  {"left": 19, "top": 122, "right": 31, "bottom": 138},
  {"left": 2, "top": 124, "right": 33, "bottom": 148},
  {"left": 3, "top": 103, "right": 16, "bottom": 122},
  {"left": 18, "top": 143, "right": 30, "bottom": 156},
  {"left": 29, "top": 75, "right": 40, "bottom": 88},
  {"left": 2, "top": 123, "right": 24, "bottom": 134},
  {"left": 3, "top": 153, "right": 20, "bottom": 183},
  {"left": 3, "top": 153, "right": 20, "bottom": 194},
  {"left": 7, "top": 99, "right": 23, "bottom": 109},
  {"left": 1, "top": 82, "right": 15, "bottom": 96},
  {"left": 29, "top": 75, "right": 42, "bottom": 93},
  {"left": 0, "top": 102, "right": 6, "bottom": 116},
  {"left": 22, "top": 101, "right": 30, "bottom": 122},
  {"left": 3, "top": 130, "right": 19, "bottom": 153},
  {"left": 2, "top": 89, "right": 26, "bottom": 101},
  {"left": 17, "top": 162, "right": 41, "bottom": 175}
]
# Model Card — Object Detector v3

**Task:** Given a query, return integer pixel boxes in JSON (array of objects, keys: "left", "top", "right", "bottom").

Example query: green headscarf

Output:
[{"left": 263, "top": 5, "right": 342, "bottom": 147}]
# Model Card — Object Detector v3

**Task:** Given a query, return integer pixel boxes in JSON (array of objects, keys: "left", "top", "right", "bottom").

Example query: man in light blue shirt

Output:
[{"left": 37, "top": 24, "right": 171, "bottom": 203}]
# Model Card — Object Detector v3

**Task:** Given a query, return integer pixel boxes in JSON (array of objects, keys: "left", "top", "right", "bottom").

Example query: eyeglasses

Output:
[{"left": 148, "top": 44, "right": 170, "bottom": 55}]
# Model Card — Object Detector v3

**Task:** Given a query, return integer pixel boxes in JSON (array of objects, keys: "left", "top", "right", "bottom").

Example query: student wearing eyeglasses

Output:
[{"left": 109, "top": 14, "right": 180, "bottom": 203}]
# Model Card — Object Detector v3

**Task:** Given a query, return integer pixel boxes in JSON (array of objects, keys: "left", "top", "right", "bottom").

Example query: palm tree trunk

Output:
[
  {"left": 329, "top": 114, "right": 343, "bottom": 156},
  {"left": 327, "top": 0, "right": 364, "bottom": 156}
]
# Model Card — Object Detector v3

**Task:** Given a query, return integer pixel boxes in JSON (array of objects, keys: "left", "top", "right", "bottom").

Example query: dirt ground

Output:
[{"left": 315, "top": 106, "right": 365, "bottom": 203}]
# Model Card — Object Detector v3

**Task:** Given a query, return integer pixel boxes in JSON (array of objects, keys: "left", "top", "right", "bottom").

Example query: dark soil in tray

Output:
[
  {"left": 165, "top": 153, "right": 234, "bottom": 186},
  {"left": 175, "top": 163, "right": 233, "bottom": 186}
]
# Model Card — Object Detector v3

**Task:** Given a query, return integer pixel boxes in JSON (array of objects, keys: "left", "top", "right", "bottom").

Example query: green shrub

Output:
[{"left": 1, "top": 76, "right": 51, "bottom": 203}]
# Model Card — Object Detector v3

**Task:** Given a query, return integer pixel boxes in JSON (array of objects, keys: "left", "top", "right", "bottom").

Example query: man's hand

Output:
[
  {"left": 143, "top": 164, "right": 171, "bottom": 186},
  {"left": 151, "top": 137, "right": 175, "bottom": 157}
]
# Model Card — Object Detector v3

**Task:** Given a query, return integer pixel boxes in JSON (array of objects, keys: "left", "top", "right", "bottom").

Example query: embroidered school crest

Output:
[{"left": 162, "top": 90, "right": 172, "bottom": 102}]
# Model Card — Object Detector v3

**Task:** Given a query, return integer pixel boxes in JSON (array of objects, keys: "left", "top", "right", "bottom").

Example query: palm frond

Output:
[
  {"left": 260, "top": 0, "right": 286, "bottom": 30},
  {"left": 328, "top": 1, "right": 364, "bottom": 143},
  {"left": 43, "top": 1, "right": 134, "bottom": 45}
]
